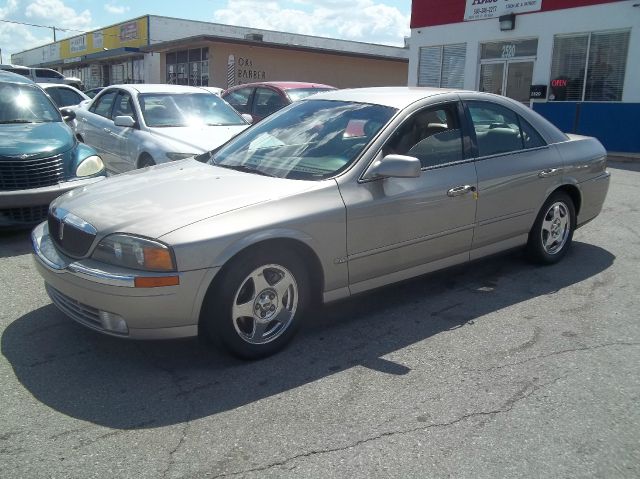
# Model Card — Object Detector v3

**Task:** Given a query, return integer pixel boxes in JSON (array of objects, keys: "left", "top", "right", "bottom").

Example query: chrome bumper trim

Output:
[{"left": 32, "top": 222, "right": 178, "bottom": 288}]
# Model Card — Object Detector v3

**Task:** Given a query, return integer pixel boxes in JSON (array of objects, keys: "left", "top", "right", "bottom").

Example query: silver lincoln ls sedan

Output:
[{"left": 32, "top": 87, "right": 610, "bottom": 358}]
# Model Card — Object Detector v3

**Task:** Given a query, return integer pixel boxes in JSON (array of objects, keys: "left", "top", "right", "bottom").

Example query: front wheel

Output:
[
  {"left": 526, "top": 191, "right": 576, "bottom": 264},
  {"left": 201, "top": 248, "right": 310, "bottom": 359}
]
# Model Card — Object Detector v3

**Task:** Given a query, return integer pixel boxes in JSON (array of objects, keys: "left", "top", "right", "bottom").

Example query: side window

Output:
[
  {"left": 223, "top": 87, "right": 253, "bottom": 114},
  {"left": 45, "top": 88, "right": 62, "bottom": 107},
  {"left": 467, "top": 101, "right": 523, "bottom": 157},
  {"left": 519, "top": 116, "right": 546, "bottom": 149},
  {"left": 253, "top": 88, "right": 286, "bottom": 118},
  {"left": 90, "top": 91, "right": 118, "bottom": 118},
  {"left": 384, "top": 103, "right": 464, "bottom": 168},
  {"left": 112, "top": 92, "right": 136, "bottom": 120},
  {"left": 35, "top": 69, "right": 63, "bottom": 79},
  {"left": 55, "top": 88, "right": 83, "bottom": 107}
]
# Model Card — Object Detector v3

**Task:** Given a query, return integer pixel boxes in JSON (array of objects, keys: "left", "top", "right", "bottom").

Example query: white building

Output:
[{"left": 408, "top": 0, "right": 640, "bottom": 153}]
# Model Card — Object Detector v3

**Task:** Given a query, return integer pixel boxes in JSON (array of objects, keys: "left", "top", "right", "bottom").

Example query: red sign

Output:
[{"left": 551, "top": 79, "right": 568, "bottom": 87}]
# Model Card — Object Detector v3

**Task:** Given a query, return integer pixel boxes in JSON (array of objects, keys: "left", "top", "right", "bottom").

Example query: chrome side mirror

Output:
[
  {"left": 365, "top": 154, "right": 421, "bottom": 180},
  {"left": 114, "top": 115, "right": 136, "bottom": 128},
  {"left": 241, "top": 113, "right": 254, "bottom": 124}
]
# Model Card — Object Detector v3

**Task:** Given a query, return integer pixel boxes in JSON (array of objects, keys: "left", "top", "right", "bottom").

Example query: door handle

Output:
[
  {"left": 447, "top": 185, "right": 475, "bottom": 197},
  {"left": 538, "top": 168, "right": 563, "bottom": 178}
]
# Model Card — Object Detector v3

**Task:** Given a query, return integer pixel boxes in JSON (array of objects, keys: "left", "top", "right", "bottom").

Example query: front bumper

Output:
[
  {"left": 31, "top": 221, "right": 217, "bottom": 339},
  {"left": 0, "top": 176, "right": 105, "bottom": 227}
]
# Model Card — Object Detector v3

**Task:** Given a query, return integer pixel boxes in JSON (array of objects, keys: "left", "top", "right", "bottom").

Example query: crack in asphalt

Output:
[
  {"left": 200, "top": 375, "right": 568, "bottom": 478},
  {"left": 133, "top": 345, "right": 194, "bottom": 479},
  {"left": 481, "top": 341, "right": 640, "bottom": 373}
]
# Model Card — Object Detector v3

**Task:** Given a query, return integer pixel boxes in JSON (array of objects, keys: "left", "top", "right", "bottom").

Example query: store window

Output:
[
  {"left": 418, "top": 43, "right": 466, "bottom": 88},
  {"left": 166, "top": 48, "right": 209, "bottom": 86},
  {"left": 549, "top": 30, "right": 630, "bottom": 102}
]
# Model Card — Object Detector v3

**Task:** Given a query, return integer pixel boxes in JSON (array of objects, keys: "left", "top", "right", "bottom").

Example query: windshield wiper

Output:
[
  {"left": 214, "top": 163, "right": 277, "bottom": 177},
  {"left": 0, "top": 120, "right": 33, "bottom": 124}
]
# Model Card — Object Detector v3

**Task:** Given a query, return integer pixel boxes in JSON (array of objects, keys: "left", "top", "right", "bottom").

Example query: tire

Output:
[
  {"left": 138, "top": 155, "right": 155, "bottom": 168},
  {"left": 200, "top": 248, "right": 310, "bottom": 359},
  {"left": 526, "top": 191, "right": 576, "bottom": 264}
]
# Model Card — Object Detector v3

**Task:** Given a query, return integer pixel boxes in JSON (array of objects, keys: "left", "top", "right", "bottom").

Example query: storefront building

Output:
[
  {"left": 409, "top": 0, "right": 640, "bottom": 154},
  {"left": 12, "top": 15, "right": 408, "bottom": 92}
]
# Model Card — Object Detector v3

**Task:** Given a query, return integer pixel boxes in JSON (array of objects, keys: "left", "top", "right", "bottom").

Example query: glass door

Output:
[
  {"left": 505, "top": 61, "right": 534, "bottom": 103},
  {"left": 479, "top": 63, "right": 505, "bottom": 95}
]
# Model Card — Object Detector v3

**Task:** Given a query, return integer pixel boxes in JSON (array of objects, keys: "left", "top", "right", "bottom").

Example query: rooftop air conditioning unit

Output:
[{"left": 244, "top": 33, "right": 264, "bottom": 42}]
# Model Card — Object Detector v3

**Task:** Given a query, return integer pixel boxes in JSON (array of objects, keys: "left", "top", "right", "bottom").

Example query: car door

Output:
[
  {"left": 79, "top": 90, "right": 118, "bottom": 169},
  {"left": 339, "top": 101, "right": 478, "bottom": 292},
  {"left": 462, "top": 97, "right": 564, "bottom": 258},
  {"left": 105, "top": 90, "right": 140, "bottom": 173}
]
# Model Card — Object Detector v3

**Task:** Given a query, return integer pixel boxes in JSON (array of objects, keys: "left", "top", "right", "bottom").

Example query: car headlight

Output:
[
  {"left": 76, "top": 155, "right": 105, "bottom": 177},
  {"left": 92, "top": 234, "right": 176, "bottom": 272},
  {"left": 166, "top": 152, "right": 197, "bottom": 161}
]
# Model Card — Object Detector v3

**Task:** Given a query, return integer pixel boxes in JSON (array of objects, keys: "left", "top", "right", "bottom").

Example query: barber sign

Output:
[{"left": 464, "top": 0, "right": 543, "bottom": 21}]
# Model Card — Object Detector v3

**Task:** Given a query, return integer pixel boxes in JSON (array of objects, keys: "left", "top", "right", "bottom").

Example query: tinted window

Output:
[
  {"left": 468, "top": 102, "right": 523, "bottom": 157},
  {"left": 35, "top": 69, "right": 63, "bottom": 79},
  {"left": 49, "top": 87, "right": 83, "bottom": 107},
  {"left": 223, "top": 87, "right": 253, "bottom": 114},
  {"left": 384, "top": 103, "right": 464, "bottom": 168},
  {"left": 90, "top": 90, "right": 118, "bottom": 118},
  {"left": 519, "top": 117, "right": 546, "bottom": 149},
  {"left": 112, "top": 92, "right": 136, "bottom": 119},
  {"left": 253, "top": 88, "right": 286, "bottom": 118},
  {"left": 3, "top": 68, "right": 30, "bottom": 77},
  {"left": 0, "top": 83, "right": 60, "bottom": 123}
]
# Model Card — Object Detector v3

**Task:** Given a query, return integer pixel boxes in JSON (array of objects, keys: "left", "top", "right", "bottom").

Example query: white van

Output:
[{"left": 0, "top": 64, "right": 83, "bottom": 90}]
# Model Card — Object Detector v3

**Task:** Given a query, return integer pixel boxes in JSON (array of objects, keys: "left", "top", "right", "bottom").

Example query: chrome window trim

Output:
[{"left": 472, "top": 144, "right": 550, "bottom": 162}]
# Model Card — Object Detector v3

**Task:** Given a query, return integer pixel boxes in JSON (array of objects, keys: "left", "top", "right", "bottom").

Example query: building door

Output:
[
  {"left": 478, "top": 38, "right": 537, "bottom": 103},
  {"left": 479, "top": 60, "right": 534, "bottom": 103}
]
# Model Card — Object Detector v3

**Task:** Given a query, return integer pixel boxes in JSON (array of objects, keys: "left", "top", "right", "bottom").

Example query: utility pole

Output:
[{"left": 52, "top": 26, "right": 56, "bottom": 42}]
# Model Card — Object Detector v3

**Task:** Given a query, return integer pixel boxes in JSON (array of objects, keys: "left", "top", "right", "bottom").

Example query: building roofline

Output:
[{"left": 141, "top": 34, "right": 408, "bottom": 62}]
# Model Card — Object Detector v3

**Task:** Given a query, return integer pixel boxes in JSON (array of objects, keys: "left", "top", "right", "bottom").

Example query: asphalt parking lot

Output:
[{"left": 1, "top": 161, "right": 639, "bottom": 479}]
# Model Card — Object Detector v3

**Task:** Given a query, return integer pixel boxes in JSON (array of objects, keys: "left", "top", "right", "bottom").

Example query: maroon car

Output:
[{"left": 222, "top": 81, "right": 336, "bottom": 123}]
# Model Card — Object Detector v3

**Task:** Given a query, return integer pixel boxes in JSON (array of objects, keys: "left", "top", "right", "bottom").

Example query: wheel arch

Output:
[
  {"left": 198, "top": 236, "right": 326, "bottom": 326},
  {"left": 552, "top": 183, "right": 582, "bottom": 216},
  {"left": 137, "top": 151, "right": 154, "bottom": 168}
]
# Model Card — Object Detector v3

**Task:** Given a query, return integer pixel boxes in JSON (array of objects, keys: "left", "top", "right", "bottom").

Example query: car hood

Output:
[
  {"left": 52, "top": 158, "right": 317, "bottom": 239},
  {"left": 0, "top": 122, "right": 72, "bottom": 159},
  {"left": 149, "top": 124, "right": 248, "bottom": 153}
]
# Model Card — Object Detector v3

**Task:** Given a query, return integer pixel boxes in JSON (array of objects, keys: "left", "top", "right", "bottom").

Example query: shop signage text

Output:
[
  {"left": 529, "top": 84, "right": 547, "bottom": 99},
  {"left": 464, "top": 0, "right": 542, "bottom": 21},
  {"left": 70, "top": 35, "right": 87, "bottom": 53},
  {"left": 236, "top": 57, "right": 266, "bottom": 83},
  {"left": 120, "top": 22, "right": 138, "bottom": 42}
]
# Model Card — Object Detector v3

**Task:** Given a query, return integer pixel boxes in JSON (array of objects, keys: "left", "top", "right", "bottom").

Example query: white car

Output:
[
  {"left": 73, "top": 84, "right": 250, "bottom": 174},
  {"left": 38, "top": 83, "right": 90, "bottom": 108}
]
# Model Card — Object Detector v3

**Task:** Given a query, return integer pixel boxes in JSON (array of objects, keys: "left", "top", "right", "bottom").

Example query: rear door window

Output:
[
  {"left": 467, "top": 101, "right": 523, "bottom": 157},
  {"left": 51, "top": 87, "right": 84, "bottom": 107},
  {"left": 35, "top": 69, "right": 63, "bottom": 79},
  {"left": 253, "top": 88, "right": 286, "bottom": 118}
]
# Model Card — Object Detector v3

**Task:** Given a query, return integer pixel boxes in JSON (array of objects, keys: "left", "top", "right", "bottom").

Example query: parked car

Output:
[
  {"left": 39, "top": 83, "right": 90, "bottom": 108},
  {"left": 0, "top": 64, "right": 83, "bottom": 90},
  {"left": 0, "top": 71, "right": 105, "bottom": 228},
  {"left": 73, "top": 84, "right": 250, "bottom": 174},
  {"left": 222, "top": 81, "right": 336, "bottom": 123},
  {"left": 32, "top": 87, "right": 609, "bottom": 358},
  {"left": 84, "top": 87, "right": 104, "bottom": 99}
]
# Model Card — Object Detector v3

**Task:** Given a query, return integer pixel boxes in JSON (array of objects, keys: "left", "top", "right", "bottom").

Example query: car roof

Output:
[
  {"left": 227, "top": 81, "right": 336, "bottom": 91},
  {"left": 105, "top": 84, "right": 217, "bottom": 94},
  {"left": 0, "top": 70, "right": 35, "bottom": 84},
  {"left": 306, "top": 86, "right": 465, "bottom": 109}
]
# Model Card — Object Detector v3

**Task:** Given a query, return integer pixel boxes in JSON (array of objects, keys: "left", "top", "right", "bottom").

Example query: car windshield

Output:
[
  {"left": 286, "top": 88, "right": 336, "bottom": 102},
  {"left": 208, "top": 99, "right": 396, "bottom": 180},
  {"left": 138, "top": 93, "right": 246, "bottom": 128},
  {"left": 0, "top": 83, "right": 61, "bottom": 124}
]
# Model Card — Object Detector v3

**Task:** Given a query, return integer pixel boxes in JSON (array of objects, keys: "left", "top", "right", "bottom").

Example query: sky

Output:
[{"left": 0, "top": 0, "right": 412, "bottom": 62}]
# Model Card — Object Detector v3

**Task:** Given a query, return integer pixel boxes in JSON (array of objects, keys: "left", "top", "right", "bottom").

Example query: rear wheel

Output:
[
  {"left": 201, "top": 248, "right": 310, "bottom": 359},
  {"left": 526, "top": 191, "right": 576, "bottom": 264}
]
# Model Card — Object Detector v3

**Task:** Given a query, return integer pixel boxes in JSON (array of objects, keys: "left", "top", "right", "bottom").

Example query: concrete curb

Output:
[{"left": 607, "top": 154, "right": 640, "bottom": 163}]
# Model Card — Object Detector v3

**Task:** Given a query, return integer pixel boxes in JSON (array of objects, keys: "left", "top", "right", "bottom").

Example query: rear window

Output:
[{"left": 286, "top": 88, "right": 336, "bottom": 102}]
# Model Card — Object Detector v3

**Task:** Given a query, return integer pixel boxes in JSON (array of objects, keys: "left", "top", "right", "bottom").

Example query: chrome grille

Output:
[
  {"left": 48, "top": 210, "right": 96, "bottom": 257},
  {"left": 0, "top": 154, "right": 64, "bottom": 191},
  {"left": 46, "top": 284, "right": 103, "bottom": 330},
  {"left": 0, "top": 205, "right": 49, "bottom": 225}
]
